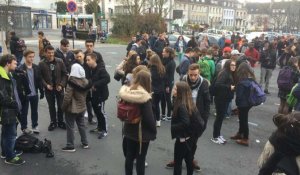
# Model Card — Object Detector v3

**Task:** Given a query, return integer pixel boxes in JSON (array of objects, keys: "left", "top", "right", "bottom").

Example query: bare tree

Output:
[
  {"left": 269, "top": 11, "right": 286, "bottom": 32},
  {"left": 153, "top": 0, "right": 168, "bottom": 17},
  {"left": 120, "top": 0, "right": 147, "bottom": 16}
]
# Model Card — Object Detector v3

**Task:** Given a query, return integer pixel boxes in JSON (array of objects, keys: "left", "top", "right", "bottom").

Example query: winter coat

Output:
[
  {"left": 89, "top": 64, "right": 110, "bottom": 103},
  {"left": 182, "top": 75, "right": 210, "bottom": 129},
  {"left": 163, "top": 57, "right": 176, "bottom": 89},
  {"left": 39, "top": 57, "right": 68, "bottom": 89},
  {"left": 12, "top": 69, "right": 31, "bottom": 105},
  {"left": 214, "top": 70, "right": 234, "bottom": 101},
  {"left": 119, "top": 85, "right": 157, "bottom": 142},
  {"left": 54, "top": 48, "right": 76, "bottom": 73},
  {"left": 150, "top": 65, "right": 165, "bottom": 93},
  {"left": 260, "top": 49, "right": 277, "bottom": 69},
  {"left": 0, "top": 66, "right": 19, "bottom": 125},
  {"left": 62, "top": 77, "right": 90, "bottom": 114},
  {"left": 236, "top": 78, "right": 253, "bottom": 108},
  {"left": 10, "top": 35, "right": 22, "bottom": 55},
  {"left": 171, "top": 105, "right": 193, "bottom": 139}
]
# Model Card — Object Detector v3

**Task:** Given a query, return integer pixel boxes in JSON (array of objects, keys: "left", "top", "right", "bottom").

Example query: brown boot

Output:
[
  {"left": 230, "top": 133, "right": 243, "bottom": 140},
  {"left": 236, "top": 139, "right": 249, "bottom": 146}
]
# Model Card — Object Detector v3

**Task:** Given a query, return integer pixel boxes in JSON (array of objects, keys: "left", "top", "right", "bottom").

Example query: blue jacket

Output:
[{"left": 236, "top": 78, "right": 253, "bottom": 107}]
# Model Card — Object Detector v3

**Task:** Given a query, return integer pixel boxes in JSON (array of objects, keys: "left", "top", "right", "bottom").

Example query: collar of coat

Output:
[
  {"left": 0, "top": 66, "right": 10, "bottom": 80},
  {"left": 119, "top": 85, "right": 151, "bottom": 104}
]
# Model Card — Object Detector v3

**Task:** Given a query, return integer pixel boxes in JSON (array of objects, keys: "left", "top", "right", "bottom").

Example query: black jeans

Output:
[
  {"left": 152, "top": 92, "right": 164, "bottom": 121},
  {"left": 238, "top": 106, "right": 252, "bottom": 139},
  {"left": 163, "top": 85, "right": 174, "bottom": 117},
  {"left": 45, "top": 90, "right": 64, "bottom": 124},
  {"left": 20, "top": 95, "right": 39, "bottom": 130},
  {"left": 213, "top": 99, "right": 230, "bottom": 138},
  {"left": 124, "top": 137, "right": 149, "bottom": 175},
  {"left": 174, "top": 138, "right": 195, "bottom": 175},
  {"left": 92, "top": 101, "right": 107, "bottom": 132}
]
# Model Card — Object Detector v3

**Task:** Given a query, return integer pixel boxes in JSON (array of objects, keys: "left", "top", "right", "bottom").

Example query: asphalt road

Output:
[{"left": 0, "top": 30, "right": 279, "bottom": 175}]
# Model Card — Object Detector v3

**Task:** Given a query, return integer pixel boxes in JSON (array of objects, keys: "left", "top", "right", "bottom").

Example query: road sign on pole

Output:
[{"left": 67, "top": 0, "right": 77, "bottom": 49}]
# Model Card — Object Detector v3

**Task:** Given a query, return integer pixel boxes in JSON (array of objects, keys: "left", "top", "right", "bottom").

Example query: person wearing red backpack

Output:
[
  {"left": 277, "top": 57, "right": 300, "bottom": 114},
  {"left": 119, "top": 70, "right": 156, "bottom": 175}
]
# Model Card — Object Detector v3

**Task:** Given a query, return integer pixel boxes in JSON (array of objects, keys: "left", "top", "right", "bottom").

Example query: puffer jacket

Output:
[
  {"left": 62, "top": 76, "right": 91, "bottom": 114},
  {"left": 119, "top": 85, "right": 157, "bottom": 142}
]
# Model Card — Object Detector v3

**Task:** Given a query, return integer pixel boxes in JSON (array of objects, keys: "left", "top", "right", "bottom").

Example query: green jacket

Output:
[
  {"left": 0, "top": 66, "right": 18, "bottom": 125},
  {"left": 203, "top": 56, "right": 216, "bottom": 81}
]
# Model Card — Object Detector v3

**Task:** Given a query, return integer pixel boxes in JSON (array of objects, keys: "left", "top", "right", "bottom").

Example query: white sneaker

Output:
[
  {"left": 156, "top": 120, "right": 161, "bottom": 127},
  {"left": 211, "top": 137, "right": 224, "bottom": 145},
  {"left": 22, "top": 128, "right": 33, "bottom": 135},
  {"left": 32, "top": 127, "right": 40, "bottom": 134},
  {"left": 218, "top": 136, "right": 227, "bottom": 143},
  {"left": 84, "top": 111, "right": 88, "bottom": 118}
]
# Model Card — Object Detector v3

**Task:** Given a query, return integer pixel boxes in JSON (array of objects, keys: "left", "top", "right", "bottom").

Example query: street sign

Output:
[{"left": 67, "top": 0, "right": 77, "bottom": 13}]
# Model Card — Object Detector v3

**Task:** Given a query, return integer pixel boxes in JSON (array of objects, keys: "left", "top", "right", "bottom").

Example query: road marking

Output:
[{"left": 237, "top": 120, "right": 258, "bottom": 127}]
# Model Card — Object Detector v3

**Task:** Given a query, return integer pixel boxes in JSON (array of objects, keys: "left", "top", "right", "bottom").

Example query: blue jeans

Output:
[
  {"left": 1, "top": 123, "right": 17, "bottom": 160},
  {"left": 20, "top": 95, "right": 39, "bottom": 130}
]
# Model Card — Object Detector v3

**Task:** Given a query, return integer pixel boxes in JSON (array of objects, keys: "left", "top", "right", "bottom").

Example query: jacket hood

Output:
[
  {"left": 70, "top": 63, "right": 85, "bottom": 78},
  {"left": 68, "top": 77, "right": 90, "bottom": 91},
  {"left": 119, "top": 85, "right": 151, "bottom": 104}
]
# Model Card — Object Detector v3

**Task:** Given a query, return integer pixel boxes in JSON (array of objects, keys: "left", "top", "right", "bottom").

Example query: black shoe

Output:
[
  {"left": 264, "top": 90, "right": 270, "bottom": 94},
  {"left": 98, "top": 131, "right": 107, "bottom": 139},
  {"left": 58, "top": 122, "right": 66, "bottom": 130},
  {"left": 90, "top": 128, "right": 101, "bottom": 133},
  {"left": 48, "top": 123, "right": 57, "bottom": 131},
  {"left": 62, "top": 146, "right": 76, "bottom": 152},
  {"left": 4, "top": 156, "right": 25, "bottom": 165}
]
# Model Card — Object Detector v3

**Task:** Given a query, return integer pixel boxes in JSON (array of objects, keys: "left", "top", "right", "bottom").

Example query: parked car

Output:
[
  {"left": 168, "top": 34, "right": 191, "bottom": 48},
  {"left": 197, "top": 34, "right": 219, "bottom": 46}
]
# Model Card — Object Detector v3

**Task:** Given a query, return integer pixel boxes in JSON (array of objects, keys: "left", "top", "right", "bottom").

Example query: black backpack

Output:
[
  {"left": 16, "top": 39, "right": 26, "bottom": 52},
  {"left": 15, "top": 134, "right": 43, "bottom": 153}
]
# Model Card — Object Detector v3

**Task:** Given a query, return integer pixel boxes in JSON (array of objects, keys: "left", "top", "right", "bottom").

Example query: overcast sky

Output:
[{"left": 238, "top": 0, "right": 271, "bottom": 2}]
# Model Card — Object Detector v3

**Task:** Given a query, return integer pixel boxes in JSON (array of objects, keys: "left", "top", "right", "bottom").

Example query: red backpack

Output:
[{"left": 117, "top": 100, "right": 141, "bottom": 124}]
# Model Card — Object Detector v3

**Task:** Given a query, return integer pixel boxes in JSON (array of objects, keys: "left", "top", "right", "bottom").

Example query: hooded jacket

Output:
[
  {"left": 214, "top": 70, "right": 234, "bottom": 101},
  {"left": 150, "top": 65, "right": 165, "bottom": 93},
  {"left": 62, "top": 77, "right": 90, "bottom": 114},
  {"left": 163, "top": 57, "right": 176, "bottom": 88},
  {"left": 236, "top": 78, "right": 253, "bottom": 107},
  {"left": 119, "top": 85, "right": 157, "bottom": 142}
]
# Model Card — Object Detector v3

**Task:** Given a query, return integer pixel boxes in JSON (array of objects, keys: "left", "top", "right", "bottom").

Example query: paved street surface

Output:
[{"left": 0, "top": 30, "right": 278, "bottom": 175}]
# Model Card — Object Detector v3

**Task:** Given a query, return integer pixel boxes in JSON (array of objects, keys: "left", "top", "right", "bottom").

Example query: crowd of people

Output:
[{"left": 1, "top": 30, "right": 300, "bottom": 175}]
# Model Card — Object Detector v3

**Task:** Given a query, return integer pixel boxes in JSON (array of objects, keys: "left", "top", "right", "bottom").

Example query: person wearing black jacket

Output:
[
  {"left": 18, "top": 50, "right": 44, "bottom": 134},
  {"left": 171, "top": 82, "right": 202, "bottom": 175},
  {"left": 166, "top": 63, "right": 209, "bottom": 171},
  {"left": 161, "top": 47, "right": 176, "bottom": 121},
  {"left": 259, "top": 42, "right": 277, "bottom": 94},
  {"left": 54, "top": 39, "right": 75, "bottom": 73},
  {"left": 9, "top": 32, "right": 23, "bottom": 66},
  {"left": 86, "top": 53, "right": 110, "bottom": 139},
  {"left": 0, "top": 54, "right": 25, "bottom": 165},
  {"left": 84, "top": 39, "right": 105, "bottom": 124},
  {"left": 153, "top": 34, "right": 166, "bottom": 59},
  {"left": 149, "top": 54, "right": 166, "bottom": 127},
  {"left": 211, "top": 60, "right": 236, "bottom": 144},
  {"left": 187, "top": 36, "right": 198, "bottom": 49}
]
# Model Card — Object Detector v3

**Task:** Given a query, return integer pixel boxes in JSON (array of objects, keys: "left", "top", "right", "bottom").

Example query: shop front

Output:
[{"left": 31, "top": 9, "right": 56, "bottom": 29}]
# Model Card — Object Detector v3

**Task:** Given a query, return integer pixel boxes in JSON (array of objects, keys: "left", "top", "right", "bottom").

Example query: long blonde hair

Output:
[{"left": 131, "top": 70, "right": 152, "bottom": 93}]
